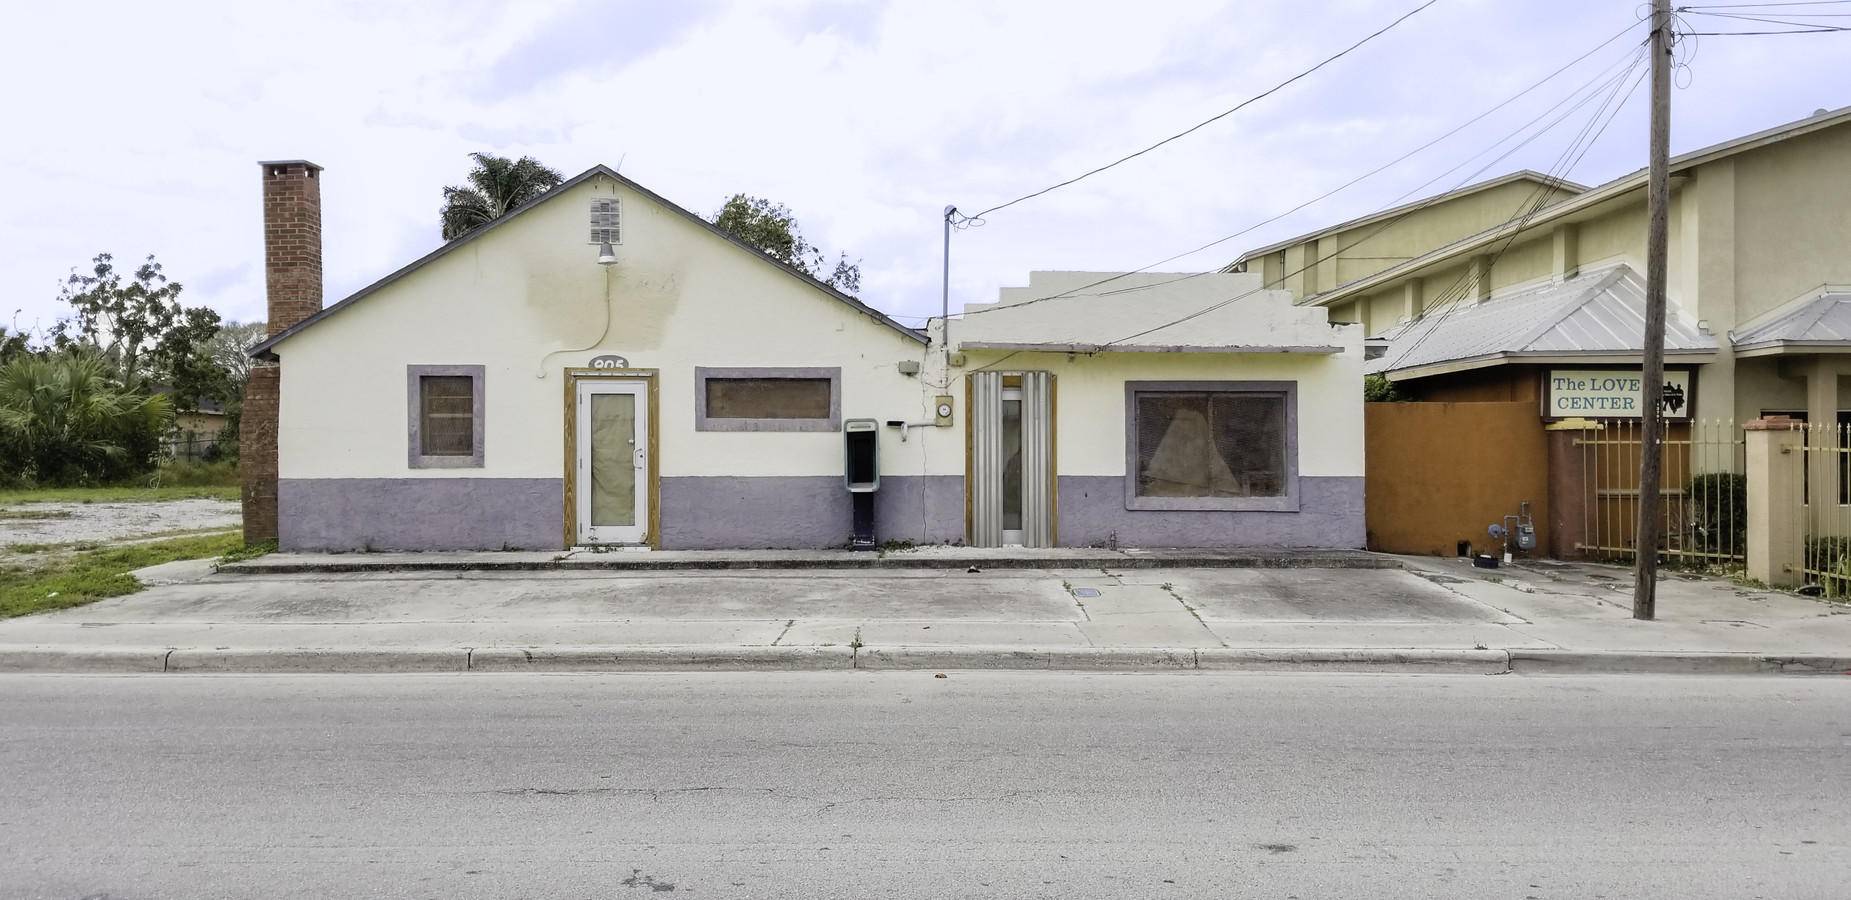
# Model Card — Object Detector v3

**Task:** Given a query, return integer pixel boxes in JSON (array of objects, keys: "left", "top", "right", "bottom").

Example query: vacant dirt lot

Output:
[{"left": 0, "top": 499, "right": 240, "bottom": 550}]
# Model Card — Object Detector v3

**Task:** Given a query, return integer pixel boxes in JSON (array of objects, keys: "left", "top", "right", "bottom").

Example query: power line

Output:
[
  {"left": 1685, "top": 8, "right": 1851, "bottom": 23},
  {"left": 966, "top": 0, "right": 1441, "bottom": 219},
  {"left": 1678, "top": 0, "right": 1851, "bottom": 8},
  {"left": 1685, "top": 25, "right": 1851, "bottom": 32},
  {"left": 1099, "top": 44, "right": 1648, "bottom": 353},
  {"left": 1385, "top": 55, "right": 1649, "bottom": 370},
  {"left": 1262, "top": 49, "right": 1647, "bottom": 368},
  {"left": 930, "top": 18, "right": 1650, "bottom": 324}
]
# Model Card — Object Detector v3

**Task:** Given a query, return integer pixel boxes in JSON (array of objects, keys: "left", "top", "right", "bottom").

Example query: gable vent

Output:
[{"left": 590, "top": 197, "right": 621, "bottom": 244}]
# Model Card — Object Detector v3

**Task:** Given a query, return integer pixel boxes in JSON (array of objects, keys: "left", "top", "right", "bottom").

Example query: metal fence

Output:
[
  {"left": 1799, "top": 423, "right": 1851, "bottom": 596},
  {"left": 1578, "top": 419, "right": 1745, "bottom": 568},
  {"left": 165, "top": 433, "right": 226, "bottom": 462}
]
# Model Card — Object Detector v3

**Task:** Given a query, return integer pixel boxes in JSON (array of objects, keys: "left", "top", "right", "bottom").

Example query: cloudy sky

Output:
[{"left": 2, "top": 0, "right": 1846, "bottom": 335}]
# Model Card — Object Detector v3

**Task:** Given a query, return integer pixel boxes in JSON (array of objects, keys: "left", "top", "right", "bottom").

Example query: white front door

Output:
[{"left": 576, "top": 380, "right": 649, "bottom": 545}]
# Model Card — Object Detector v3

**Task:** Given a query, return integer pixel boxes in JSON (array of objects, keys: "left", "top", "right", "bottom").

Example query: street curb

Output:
[
  {"left": 165, "top": 648, "right": 471, "bottom": 673},
  {"left": 468, "top": 646, "right": 855, "bottom": 671},
  {"left": 215, "top": 552, "right": 1400, "bottom": 575},
  {"left": 0, "top": 648, "right": 169, "bottom": 673},
  {"left": 0, "top": 646, "right": 1845, "bottom": 676},
  {"left": 1196, "top": 648, "right": 1511, "bottom": 674},
  {"left": 1506, "top": 650, "right": 1851, "bottom": 676}
]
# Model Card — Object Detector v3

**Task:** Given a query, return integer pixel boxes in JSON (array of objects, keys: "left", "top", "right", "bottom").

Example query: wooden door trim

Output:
[{"left": 563, "top": 368, "right": 660, "bottom": 549}]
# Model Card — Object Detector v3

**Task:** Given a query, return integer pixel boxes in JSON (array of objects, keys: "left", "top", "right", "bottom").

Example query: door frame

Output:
[
  {"left": 964, "top": 370, "right": 1059, "bottom": 547},
  {"left": 1000, "top": 385, "right": 1025, "bottom": 546},
  {"left": 563, "top": 367, "right": 660, "bottom": 548}
]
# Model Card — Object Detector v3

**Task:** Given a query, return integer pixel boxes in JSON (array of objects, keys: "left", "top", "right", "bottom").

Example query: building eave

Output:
[
  {"left": 1224, "top": 170, "right": 1589, "bottom": 271},
  {"left": 1733, "top": 340, "right": 1851, "bottom": 359},
  {"left": 958, "top": 341, "right": 1344, "bottom": 355},
  {"left": 1381, "top": 348, "right": 1719, "bottom": 382}
]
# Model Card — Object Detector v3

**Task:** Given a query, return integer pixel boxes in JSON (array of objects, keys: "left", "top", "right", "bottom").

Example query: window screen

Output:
[
  {"left": 590, "top": 197, "right": 621, "bottom": 244},
  {"left": 1134, "top": 391, "right": 1286, "bottom": 498},
  {"left": 419, "top": 375, "right": 475, "bottom": 456},
  {"left": 705, "top": 378, "right": 832, "bottom": 420}
]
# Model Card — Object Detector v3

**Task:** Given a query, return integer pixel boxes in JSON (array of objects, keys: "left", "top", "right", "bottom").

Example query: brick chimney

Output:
[{"left": 242, "top": 160, "right": 324, "bottom": 545}]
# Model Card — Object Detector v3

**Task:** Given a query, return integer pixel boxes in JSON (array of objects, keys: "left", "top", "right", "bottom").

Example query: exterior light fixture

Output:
[{"left": 596, "top": 241, "right": 618, "bottom": 266}]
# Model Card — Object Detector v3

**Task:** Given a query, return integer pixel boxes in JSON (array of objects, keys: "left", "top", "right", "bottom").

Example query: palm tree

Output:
[
  {"left": 440, "top": 153, "right": 566, "bottom": 240},
  {"left": 0, "top": 350, "right": 171, "bottom": 485}
]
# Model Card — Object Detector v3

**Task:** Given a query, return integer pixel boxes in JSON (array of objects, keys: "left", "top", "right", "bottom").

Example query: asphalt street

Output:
[{"left": 1, "top": 672, "right": 1846, "bottom": 899}]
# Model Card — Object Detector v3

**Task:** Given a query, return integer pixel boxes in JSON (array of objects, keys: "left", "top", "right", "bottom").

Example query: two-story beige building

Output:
[
  {"left": 1227, "top": 170, "right": 1586, "bottom": 307},
  {"left": 1280, "top": 106, "right": 1851, "bottom": 432}
]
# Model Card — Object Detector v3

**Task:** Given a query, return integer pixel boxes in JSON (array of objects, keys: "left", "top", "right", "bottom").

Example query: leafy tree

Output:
[
  {"left": 710, "top": 194, "right": 863, "bottom": 294},
  {"left": 441, "top": 152, "right": 566, "bottom": 240},
  {"left": 50, "top": 253, "right": 185, "bottom": 380},
  {"left": 202, "top": 321, "right": 267, "bottom": 461},
  {"left": 0, "top": 326, "right": 28, "bottom": 363},
  {"left": 204, "top": 321, "right": 267, "bottom": 388},
  {"left": 0, "top": 350, "right": 172, "bottom": 485},
  {"left": 47, "top": 252, "right": 228, "bottom": 413}
]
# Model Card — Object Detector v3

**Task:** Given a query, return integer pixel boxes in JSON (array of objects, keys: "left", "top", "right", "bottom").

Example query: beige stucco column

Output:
[
  {"left": 1745, "top": 415, "right": 1804, "bottom": 587},
  {"left": 1545, "top": 417, "right": 1603, "bottom": 559}
]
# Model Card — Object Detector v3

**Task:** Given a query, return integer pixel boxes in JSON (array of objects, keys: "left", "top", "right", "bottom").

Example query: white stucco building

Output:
[{"left": 244, "top": 161, "right": 1364, "bottom": 551}]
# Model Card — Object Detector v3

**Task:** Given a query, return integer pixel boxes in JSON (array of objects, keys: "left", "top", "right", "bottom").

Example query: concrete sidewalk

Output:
[
  {"left": 1, "top": 555, "right": 1847, "bottom": 675},
  {"left": 215, "top": 545, "right": 1394, "bottom": 573}
]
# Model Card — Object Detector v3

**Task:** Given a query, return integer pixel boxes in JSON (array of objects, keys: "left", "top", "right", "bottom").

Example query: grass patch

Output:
[
  {"left": 0, "top": 484, "right": 239, "bottom": 504},
  {"left": 218, "top": 539, "right": 276, "bottom": 564},
  {"left": 4, "top": 541, "right": 95, "bottom": 554},
  {"left": 150, "top": 459, "right": 240, "bottom": 488},
  {"left": 0, "top": 532, "right": 242, "bottom": 618}
]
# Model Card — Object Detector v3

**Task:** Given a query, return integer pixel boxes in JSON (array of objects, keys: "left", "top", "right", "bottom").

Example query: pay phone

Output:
[{"left": 845, "top": 419, "right": 879, "bottom": 550}]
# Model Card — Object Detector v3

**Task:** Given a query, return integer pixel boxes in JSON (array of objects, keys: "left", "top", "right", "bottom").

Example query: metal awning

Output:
[
  {"left": 1369, "top": 264, "right": 1717, "bottom": 380},
  {"left": 1731, "top": 288, "right": 1851, "bottom": 357}
]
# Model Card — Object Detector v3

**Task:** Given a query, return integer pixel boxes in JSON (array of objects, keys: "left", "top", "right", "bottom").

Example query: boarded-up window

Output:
[
  {"left": 420, "top": 375, "right": 475, "bottom": 456},
  {"left": 705, "top": 378, "right": 832, "bottom": 420},
  {"left": 1134, "top": 391, "right": 1286, "bottom": 499}
]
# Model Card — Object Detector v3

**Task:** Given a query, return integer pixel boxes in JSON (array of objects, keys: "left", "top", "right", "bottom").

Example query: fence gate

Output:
[
  {"left": 1579, "top": 419, "right": 1745, "bottom": 568},
  {"left": 1799, "top": 423, "right": 1851, "bottom": 595}
]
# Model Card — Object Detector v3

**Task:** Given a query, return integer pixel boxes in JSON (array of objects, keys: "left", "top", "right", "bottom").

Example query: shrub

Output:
[
  {"left": 0, "top": 351, "right": 171, "bottom": 485},
  {"left": 1363, "top": 374, "right": 1405, "bottom": 403},
  {"left": 150, "top": 458, "right": 239, "bottom": 488},
  {"left": 1683, "top": 472, "right": 1746, "bottom": 555}
]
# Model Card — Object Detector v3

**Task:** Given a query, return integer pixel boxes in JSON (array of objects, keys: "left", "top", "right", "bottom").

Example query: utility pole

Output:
[
  {"left": 1633, "top": 0, "right": 1673, "bottom": 620},
  {"left": 941, "top": 205, "right": 957, "bottom": 356}
]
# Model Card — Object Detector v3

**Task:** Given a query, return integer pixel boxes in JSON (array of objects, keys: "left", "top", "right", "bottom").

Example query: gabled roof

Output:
[
  {"left": 1224, "top": 170, "right": 1587, "bottom": 271},
  {"left": 252, "top": 164, "right": 924, "bottom": 358},
  {"left": 1312, "top": 104, "right": 1851, "bottom": 307},
  {"left": 1732, "top": 286, "right": 1851, "bottom": 356},
  {"left": 1369, "top": 264, "right": 1717, "bottom": 380}
]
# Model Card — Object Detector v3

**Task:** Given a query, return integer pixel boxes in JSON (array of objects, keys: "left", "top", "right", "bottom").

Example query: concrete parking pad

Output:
[
  {"left": 1113, "top": 568, "right": 1521, "bottom": 623},
  {"left": 1, "top": 555, "right": 1847, "bottom": 673},
  {"left": 54, "top": 569, "right": 1083, "bottom": 624}
]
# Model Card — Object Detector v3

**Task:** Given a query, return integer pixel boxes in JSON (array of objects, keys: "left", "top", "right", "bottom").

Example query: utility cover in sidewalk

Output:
[{"left": 1072, "top": 587, "right": 1102, "bottom": 598}]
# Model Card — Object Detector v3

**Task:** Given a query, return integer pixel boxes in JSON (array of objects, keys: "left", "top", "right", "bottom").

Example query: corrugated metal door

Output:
[
  {"left": 970, "top": 372, "right": 1004, "bottom": 547},
  {"left": 1019, "top": 371, "right": 1055, "bottom": 547},
  {"left": 969, "top": 371, "right": 1056, "bottom": 547}
]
